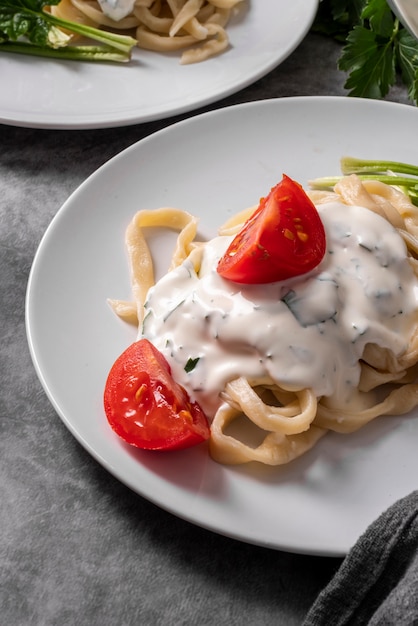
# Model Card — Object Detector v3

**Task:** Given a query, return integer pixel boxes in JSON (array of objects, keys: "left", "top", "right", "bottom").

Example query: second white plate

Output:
[{"left": 0, "top": 0, "right": 317, "bottom": 129}]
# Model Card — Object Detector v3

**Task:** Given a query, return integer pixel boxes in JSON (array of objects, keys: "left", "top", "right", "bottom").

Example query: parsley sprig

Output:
[
  {"left": 313, "top": 0, "right": 418, "bottom": 104},
  {"left": 0, "top": 0, "right": 137, "bottom": 62}
]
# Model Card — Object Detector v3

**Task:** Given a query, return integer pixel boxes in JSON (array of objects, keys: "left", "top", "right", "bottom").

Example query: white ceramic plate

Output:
[
  {"left": 26, "top": 97, "right": 418, "bottom": 556},
  {"left": 0, "top": 0, "right": 317, "bottom": 130}
]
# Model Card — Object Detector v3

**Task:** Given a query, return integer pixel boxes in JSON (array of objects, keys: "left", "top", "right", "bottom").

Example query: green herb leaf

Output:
[
  {"left": 339, "top": 25, "right": 396, "bottom": 99},
  {"left": 361, "top": 0, "right": 394, "bottom": 37},
  {"left": 0, "top": 0, "right": 61, "bottom": 46},
  {"left": 184, "top": 357, "right": 200, "bottom": 373},
  {"left": 312, "top": 0, "right": 364, "bottom": 40},
  {"left": 396, "top": 29, "right": 418, "bottom": 103},
  {"left": 312, "top": 0, "right": 418, "bottom": 105}
]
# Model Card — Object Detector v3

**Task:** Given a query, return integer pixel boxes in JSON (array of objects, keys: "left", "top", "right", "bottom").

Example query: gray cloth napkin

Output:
[{"left": 303, "top": 490, "right": 418, "bottom": 625}]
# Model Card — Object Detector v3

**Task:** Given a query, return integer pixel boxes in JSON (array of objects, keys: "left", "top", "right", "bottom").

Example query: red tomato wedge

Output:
[
  {"left": 104, "top": 339, "right": 210, "bottom": 451},
  {"left": 217, "top": 174, "right": 326, "bottom": 284}
]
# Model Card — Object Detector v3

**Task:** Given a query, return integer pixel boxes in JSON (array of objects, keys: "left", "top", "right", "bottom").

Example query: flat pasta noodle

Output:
[
  {"left": 315, "top": 384, "right": 418, "bottom": 434},
  {"left": 109, "top": 207, "right": 198, "bottom": 325},
  {"left": 312, "top": 175, "right": 418, "bottom": 251},
  {"left": 220, "top": 377, "right": 318, "bottom": 435},
  {"left": 169, "top": 0, "right": 207, "bottom": 37},
  {"left": 112, "top": 176, "right": 418, "bottom": 465},
  {"left": 107, "top": 298, "right": 138, "bottom": 325},
  {"left": 179, "top": 22, "right": 228, "bottom": 64},
  {"left": 136, "top": 27, "right": 198, "bottom": 52},
  {"left": 208, "top": 378, "right": 325, "bottom": 465},
  {"left": 50, "top": 0, "right": 97, "bottom": 27},
  {"left": 59, "top": 0, "right": 243, "bottom": 63},
  {"left": 209, "top": 401, "right": 327, "bottom": 466},
  {"left": 358, "top": 361, "right": 409, "bottom": 392}
]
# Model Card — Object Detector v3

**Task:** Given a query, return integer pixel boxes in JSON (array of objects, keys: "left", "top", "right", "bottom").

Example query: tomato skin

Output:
[
  {"left": 104, "top": 339, "right": 210, "bottom": 451},
  {"left": 217, "top": 174, "right": 326, "bottom": 284}
]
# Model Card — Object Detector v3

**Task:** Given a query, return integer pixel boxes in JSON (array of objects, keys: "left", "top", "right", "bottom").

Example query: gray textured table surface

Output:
[{"left": 0, "top": 31, "right": 413, "bottom": 626}]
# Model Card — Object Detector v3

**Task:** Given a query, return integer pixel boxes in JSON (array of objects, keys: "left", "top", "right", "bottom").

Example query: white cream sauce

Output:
[
  {"left": 97, "top": 0, "right": 135, "bottom": 21},
  {"left": 141, "top": 202, "right": 418, "bottom": 418}
]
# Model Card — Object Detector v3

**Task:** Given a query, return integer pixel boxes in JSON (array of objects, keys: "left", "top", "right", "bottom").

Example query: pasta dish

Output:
[
  {"left": 51, "top": 0, "right": 244, "bottom": 64},
  {"left": 106, "top": 169, "right": 418, "bottom": 466}
]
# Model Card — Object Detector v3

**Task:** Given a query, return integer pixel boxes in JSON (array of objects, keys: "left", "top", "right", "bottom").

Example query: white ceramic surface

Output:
[
  {"left": 388, "top": 0, "right": 418, "bottom": 38},
  {"left": 0, "top": 0, "right": 318, "bottom": 129},
  {"left": 26, "top": 96, "right": 418, "bottom": 556}
]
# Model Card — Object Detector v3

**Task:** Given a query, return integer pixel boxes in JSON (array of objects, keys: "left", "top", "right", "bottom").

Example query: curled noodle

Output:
[
  {"left": 209, "top": 378, "right": 326, "bottom": 466},
  {"left": 108, "top": 207, "right": 198, "bottom": 324}
]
